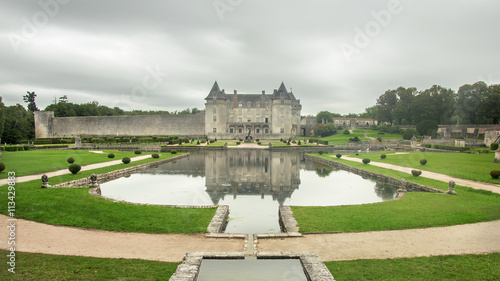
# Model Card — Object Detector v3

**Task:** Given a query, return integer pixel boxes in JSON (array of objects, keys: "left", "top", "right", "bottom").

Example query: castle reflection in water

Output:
[
  {"left": 146, "top": 150, "right": 397, "bottom": 206},
  {"left": 204, "top": 150, "right": 301, "bottom": 205}
]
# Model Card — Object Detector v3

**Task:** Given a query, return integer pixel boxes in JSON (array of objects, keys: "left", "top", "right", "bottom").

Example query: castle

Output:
[
  {"left": 34, "top": 81, "right": 302, "bottom": 140},
  {"left": 205, "top": 81, "right": 301, "bottom": 139}
]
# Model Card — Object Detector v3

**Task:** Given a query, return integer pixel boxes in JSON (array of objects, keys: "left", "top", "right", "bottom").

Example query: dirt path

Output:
[
  {"left": 0, "top": 215, "right": 243, "bottom": 262},
  {"left": 0, "top": 155, "right": 152, "bottom": 185},
  {"left": 259, "top": 220, "right": 500, "bottom": 261},
  {"left": 340, "top": 155, "right": 500, "bottom": 194}
]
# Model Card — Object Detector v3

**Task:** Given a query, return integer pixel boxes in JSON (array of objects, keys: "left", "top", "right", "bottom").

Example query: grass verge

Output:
[
  {"left": 347, "top": 151, "right": 500, "bottom": 184},
  {"left": 0, "top": 153, "right": 216, "bottom": 233},
  {"left": 0, "top": 250, "right": 178, "bottom": 280},
  {"left": 325, "top": 253, "right": 500, "bottom": 281},
  {"left": 0, "top": 150, "right": 139, "bottom": 179},
  {"left": 291, "top": 154, "right": 500, "bottom": 233}
]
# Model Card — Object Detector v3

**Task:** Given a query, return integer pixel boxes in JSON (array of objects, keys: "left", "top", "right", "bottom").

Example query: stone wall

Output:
[
  {"left": 50, "top": 154, "right": 189, "bottom": 188},
  {"left": 34, "top": 111, "right": 205, "bottom": 138}
]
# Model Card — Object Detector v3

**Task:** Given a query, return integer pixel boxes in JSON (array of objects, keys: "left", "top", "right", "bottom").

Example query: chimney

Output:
[
  {"left": 273, "top": 89, "right": 277, "bottom": 94},
  {"left": 234, "top": 90, "right": 237, "bottom": 94},
  {"left": 262, "top": 90, "right": 265, "bottom": 95},
  {"left": 222, "top": 89, "right": 225, "bottom": 94}
]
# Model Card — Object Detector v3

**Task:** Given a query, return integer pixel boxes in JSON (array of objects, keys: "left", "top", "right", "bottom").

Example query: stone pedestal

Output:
[
  {"left": 446, "top": 180, "right": 457, "bottom": 195},
  {"left": 495, "top": 149, "right": 500, "bottom": 163},
  {"left": 410, "top": 135, "right": 418, "bottom": 150},
  {"left": 75, "top": 136, "right": 82, "bottom": 147}
]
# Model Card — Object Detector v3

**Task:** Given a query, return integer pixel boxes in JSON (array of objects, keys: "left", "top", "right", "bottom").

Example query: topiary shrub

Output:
[
  {"left": 67, "top": 157, "right": 75, "bottom": 164},
  {"left": 362, "top": 158, "right": 370, "bottom": 164},
  {"left": 490, "top": 169, "right": 500, "bottom": 179},
  {"left": 420, "top": 159, "right": 427, "bottom": 165},
  {"left": 122, "top": 157, "right": 131, "bottom": 164},
  {"left": 134, "top": 150, "right": 142, "bottom": 154},
  {"left": 380, "top": 154, "right": 386, "bottom": 159},
  {"left": 170, "top": 150, "right": 177, "bottom": 154},
  {"left": 411, "top": 170, "right": 422, "bottom": 177},
  {"left": 68, "top": 163, "right": 81, "bottom": 174},
  {"left": 236, "top": 141, "right": 241, "bottom": 145},
  {"left": 108, "top": 153, "right": 115, "bottom": 158},
  {"left": 0, "top": 162, "right": 5, "bottom": 172},
  {"left": 318, "top": 150, "right": 324, "bottom": 155},
  {"left": 377, "top": 137, "right": 382, "bottom": 142},
  {"left": 151, "top": 153, "right": 159, "bottom": 158},
  {"left": 491, "top": 143, "right": 499, "bottom": 150},
  {"left": 336, "top": 153, "right": 342, "bottom": 158}
]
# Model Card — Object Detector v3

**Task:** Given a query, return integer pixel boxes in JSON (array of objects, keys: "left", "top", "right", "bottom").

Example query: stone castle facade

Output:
[
  {"left": 205, "top": 81, "right": 302, "bottom": 139},
  {"left": 34, "top": 81, "right": 302, "bottom": 139}
]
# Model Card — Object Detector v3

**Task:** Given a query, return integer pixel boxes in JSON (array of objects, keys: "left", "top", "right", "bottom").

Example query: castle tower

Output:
[{"left": 205, "top": 81, "right": 229, "bottom": 139}]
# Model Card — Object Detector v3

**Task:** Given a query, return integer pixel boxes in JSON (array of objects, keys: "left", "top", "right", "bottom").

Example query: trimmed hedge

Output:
[
  {"left": 68, "top": 163, "right": 81, "bottom": 174},
  {"left": 380, "top": 154, "right": 386, "bottom": 159},
  {"left": 122, "top": 157, "right": 131, "bottom": 164},
  {"left": 432, "top": 144, "right": 470, "bottom": 152},
  {"left": 67, "top": 157, "right": 75, "bottom": 164},
  {"left": 108, "top": 153, "right": 115, "bottom": 158},
  {"left": 362, "top": 158, "right": 371, "bottom": 164},
  {"left": 490, "top": 170, "right": 500, "bottom": 179},
  {"left": 491, "top": 143, "right": 499, "bottom": 150},
  {"left": 151, "top": 153, "right": 160, "bottom": 158},
  {"left": 420, "top": 159, "right": 427, "bottom": 165},
  {"left": 336, "top": 153, "right": 342, "bottom": 158},
  {"left": 134, "top": 150, "right": 142, "bottom": 155},
  {"left": 0, "top": 162, "right": 5, "bottom": 172},
  {"left": 411, "top": 170, "right": 422, "bottom": 177}
]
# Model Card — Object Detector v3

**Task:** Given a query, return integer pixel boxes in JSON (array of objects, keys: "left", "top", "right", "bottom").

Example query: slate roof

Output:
[{"left": 204, "top": 81, "right": 229, "bottom": 100}]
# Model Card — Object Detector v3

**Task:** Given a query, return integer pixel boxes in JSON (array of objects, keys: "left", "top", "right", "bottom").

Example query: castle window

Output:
[
  {"left": 239, "top": 128, "right": 243, "bottom": 133},
  {"left": 256, "top": 118, "right": 260, "bottom": 122},
  {"left": 238, "top": 102, "right": 242, "bottom": 107},
  {"left": 247, "top": 101, "right": 251, "bottom": 107},
  {"left": 230, "top": 117, "right": 234, "bottom": 122},
  {"left": 265, "top": 129, "right": 269, "bottom": 134},
  {"left": 213, "top": 99, "right": 217, "bottom": 105},
  {"left": 213, "top": 108, "right": 216, "bottom": 114},
  {"left": 280, "top": 128, "right": 285, "bottom": 133},
  {"left": 256, "top": 102, "right": 260, "bottom": 107},
  {"left": 281, "top": 99, "right": 284, "bottom": 105},
  {"left": 213, "top": 116, "right": 217, "bottom": 122},
  {"left": 247, "top": 108, "right": 251, "bottom": 114},
  {"left": 281, "top": 117, "right": 284, "bottom": 123},
  {"left": 256, "top": 128, "right": 260, "bottom": 134},
  {"left": 213, "top": 128, "right": 217, "bottom": 133},
  {"left": 239, "top": 109, "right": 242, "bottom": 115},
  {"left": 256, "top": 109, "right": 260, "bottom": 115},
  {"left": 238, "top": 117, "right": 242, "bottom": 122},
  {"left": 230, "top": 128, "right": 234, "bottom": 133}
]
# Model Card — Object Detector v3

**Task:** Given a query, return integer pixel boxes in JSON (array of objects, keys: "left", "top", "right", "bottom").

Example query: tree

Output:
[
  {"left": 359, "top": 105, "right": 378, "bottom": 119},
  {"left": 391, "top": 87, "right": 417, "bottom": 125},
  {"left": 316, "top": 111, "right": 333, "bottom": 124},
  {"left": 416, "top": 119, "right": 438, "bottom": 137},
  {"left": 477, "top": 84, "right": 500, "bottom": 124},
  {"left": 0, "top": 97, "right": 5, "bottom": 142},
  {"left": 313, "top": 123, "right": 337, "bottom": 137},
  {"left": 1, "top": 104, "right": 34, "bottom": 143},
  {"left": 58, "top": 95, "right": 69, "bottom": 104},
  {"left": 376, "top": 90, "right": 398, "bottom": 124},
  {"left": 456, "top": 81, "right": 488, "bottom": 124},
  {"left": 23, "top": 91, "right": 39, "bottom": 112},
  {"left": 424, "top": 85, "right": 456, "bottom": 124}
]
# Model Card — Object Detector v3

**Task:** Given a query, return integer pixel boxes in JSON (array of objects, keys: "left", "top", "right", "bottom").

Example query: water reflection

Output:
[{"left": 99, "top": 150, "right": 398, "bottom": 233}]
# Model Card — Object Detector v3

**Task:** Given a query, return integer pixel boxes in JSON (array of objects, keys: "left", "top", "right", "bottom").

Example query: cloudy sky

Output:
[{"left": 1, "top": 0, "right": 499, "bottom": 116}]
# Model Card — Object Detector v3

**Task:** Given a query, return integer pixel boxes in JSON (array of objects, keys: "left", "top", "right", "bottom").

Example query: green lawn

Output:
[
  {"left": 346, "top": 151, "right": 500, "bottom": 184},
  {"left": 325, "top": 253, "right": 500, "bottom": 281},
  {"left": 0, "top": 153, "right": 216, "bottom": 233},
  {"left": 0, "top": 250, "right": 178, "bottom": 280},
  {"left": 318, "top": 129, "right": 403, "bottom": 144},
  {"left": 0, "top": 150, "right": 139, "bottom": 179},
  {"left": 291, "top": 154, "right": 500, "bottom": 233}
]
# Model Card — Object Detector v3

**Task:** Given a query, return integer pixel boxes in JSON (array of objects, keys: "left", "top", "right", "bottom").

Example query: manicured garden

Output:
[
  {"left": 0, "top": 150, "right": 140, "bottom": 179},
  {"left": 291, "top": 154, "right": 500, "bottom": 233},
  {"left": 325, "top": 253, "right": 500, "bottom": 280},
  {"left": 347, "top": 151, "right": 500, "bottom": 184},
  {"left": 0, "top": 250, "right": 179, "bottom": 280},
  {"left": 0, "top": 151, "right": 216, "bottom": 233}
]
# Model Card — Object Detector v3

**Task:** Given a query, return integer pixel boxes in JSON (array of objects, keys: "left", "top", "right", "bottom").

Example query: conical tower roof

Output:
[
  {"left": 272, "top": 81, "right": 292, "bottom": 99},
  {"left": 205, "top": 81, "right": 228, "bottom": 100}
]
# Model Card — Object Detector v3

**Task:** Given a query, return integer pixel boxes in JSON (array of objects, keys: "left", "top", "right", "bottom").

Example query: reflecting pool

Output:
[
  {"left": 99, "top": 150, "right": 398, "bottom": 233},
  {"left": 196, "top": 257, "right": 307, "bottom": 281}
]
